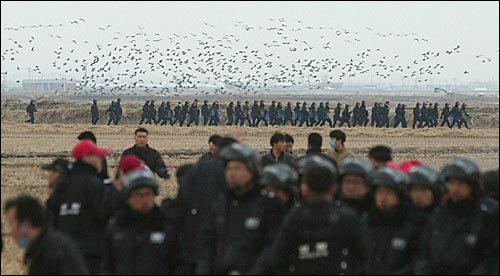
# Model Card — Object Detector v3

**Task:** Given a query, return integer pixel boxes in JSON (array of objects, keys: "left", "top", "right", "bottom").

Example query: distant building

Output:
[{"left": 22, "top": 79, "right": 76, "bottom": 91}]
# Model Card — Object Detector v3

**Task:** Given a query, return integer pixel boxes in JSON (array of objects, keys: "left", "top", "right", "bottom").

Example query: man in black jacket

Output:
[
  {"left": 172, "top": 137, "right": 236, "bottom": 274},
  {"left": 139, "top": 101, "right": 150, "bottom": 125},
  {"left": 5, "top": 195, "right": 89, "bottom": 275},
  {"left": 361, "top": 100, "right": 369, "bottom": 126},
  {"left": 171, "top": 102, "right": 182, "bottom": 126},
  {"left": 113, "top": 98, "right": 122, "bottom": 125},
  {"left": 180, "top": 101, "right": 190, "bottom": 126},
  {"left": 201, "top": 100, "right": 210, "bottom": 126},
  {"left": 265, "top": 155, "right": 365, "bottom": 275},
  {"left": 101, "top": 169, "right": 178, "bottom": 275},
  {"left": 261, "top": 132, "right": 297, "bottom": 168},
  {"left": 415, "top": 157, "right": 499, "bottom": 275},
  {"left": 121, "top": 128, "right": 169, "bottom": 179},
  {"left": 199, "top": 134, "right": 222, "bottom": 162},
  {"left": 363, "top": 167, "right": 421, "bottom": 275},
  {"left": 197, "top": 143, "right": 286, "bottom": 275},
  {"left": 440, "top": 103, "right": 451, "bottom": 128},
  {"left": 370, "top": 102, "right": 379, "bottom": 127},
  {"left": 156, "top": 101, "right": 166, "bottom": 125},
  {"left": 226, "top": 102, "right": 235, "bottom": 126},
  {"left": 242, "top": 101, "right": 252, "bottom": 126},
  {"left": 412, "top": 102, "right": 421, "bottom": 129},
  {"left": 187, "top": 100, "right": 200, "bottom": 127},
  {"left": 77, "top": 131, "right": 109, "bottom": 181},
  {"left": 25, "top": 100, "right": 37, "bottom": 124},
  {"left": 407, "top": 164, "right": 443, "bottom": 227},
  {"left": 91, "top": 99, "right": 99, "bottom": 125},
  {"left": 46, "top": 139, "right": 118, "bottom": 274},
  {"left": 449, "top": 101, "right": 461, "bottom": 129},
  {"left": 105, "top": 101, "right": 116, "bottom": 126}
]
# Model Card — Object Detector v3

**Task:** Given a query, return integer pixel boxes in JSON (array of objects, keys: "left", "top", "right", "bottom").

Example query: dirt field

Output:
[{"left": 1, "top": 101, "right": 499, "bottom": 274}]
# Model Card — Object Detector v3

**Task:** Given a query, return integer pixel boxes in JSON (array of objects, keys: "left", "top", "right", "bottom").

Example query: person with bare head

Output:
[
  {"left": 199, "top": 134, "right": 222, "bottom": 161},
  {"left": 4, "top": 195, "right": 88, "bottom": 275},
  {"left": 121, "top": 128, "right": 169, "bottom": 179},
  {"left": 261, "top": 132, "right": 297, "bottom": 168}
]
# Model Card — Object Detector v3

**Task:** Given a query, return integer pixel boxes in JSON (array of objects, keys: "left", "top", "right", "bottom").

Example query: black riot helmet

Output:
[
  {"left": 260, "top": 163, "right": 298, "bottom": 195},
  {"left": 339, "top": 156, "right": 373, "bottom": 178},
  {"left": 440, "top": 157, "right": 481, "bottom": 195},
  {"left": 219, "top": 143, "right": 261, "bottom": 176},
  {"left": 297, "top": 155, "right": 338, "bottom": 193},
  {"left": 367, "top": 167, "right": 410, "bottom": 195}
]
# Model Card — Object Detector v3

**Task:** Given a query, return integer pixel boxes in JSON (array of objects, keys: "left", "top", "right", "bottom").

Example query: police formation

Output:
[
  {"left": 84, "top": 99, "right": 473, "bottom": 128},
  {"left": 4, "top": 129, "right": 498, "bottom": 275}
]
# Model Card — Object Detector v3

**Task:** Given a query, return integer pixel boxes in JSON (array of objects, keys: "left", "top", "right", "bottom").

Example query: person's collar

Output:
[
  {"left": 229, "top": 181, "right": 257, "bottom": 198},
  {"left": 134, "top": 144, "right": 149, "bottom": 148},
  {"left": 271, "top": 148, "right": 283, "bottom": 159}
]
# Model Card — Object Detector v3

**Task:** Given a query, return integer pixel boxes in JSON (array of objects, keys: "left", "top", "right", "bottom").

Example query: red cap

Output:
[
  {"left": 399, "top": 160, "right": 422, "bottom": 173},
  {"left": 119, "top": 154, "right": 144, "bottom": 174},
  {"left": 385, "top": 160, "right": 422, "bottom": 174},
  {"left": 72, "top": 139, "right": 109, "bottom": 159}
]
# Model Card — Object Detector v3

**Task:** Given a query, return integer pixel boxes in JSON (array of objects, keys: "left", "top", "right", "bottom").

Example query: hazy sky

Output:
[{"left": 1, "top": 1, "right": 499, "bottom": 86}]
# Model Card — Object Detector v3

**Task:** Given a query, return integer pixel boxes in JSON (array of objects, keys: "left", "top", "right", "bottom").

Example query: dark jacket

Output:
[
  {"left": 303, "top": 148, "right": 338, "bottom": 168},
  {"left": 189, "top": 105, "right": 200, "bottom": 119},
  {"left": 198, "top": 185, "right": 286, "bottom": 275},
  {"left": 24, "top": 228, "right": 89, "bottom": 275},
  {"left": 201, "top": 103, "right": 209, "bottom": 117},
  {"left": 101, "top": 206, "right": 178, "bottom": 275},
  {"left": 122, "top": 145, "right": 169, "bottom": 179},
  {"left": 157, "top": 104, "right": 166, "bottom": 119},
  {"left": 261, "top": 150, "right": 297, "bottom": 169},
  {"left": 340, "top": 195, "right": 373, "bottom": 218},
  {"left": 91, "top": 103, "right": 99, "bottom": 117},
  {"left": 415, "top": 197, "right": 499, "bottom": 275},
  {"left": 26, "top": 103, "right": 37, "bottom": 114},
  {"left": 363, "top": 203, "right": 421, "bottom": 275},
  {"left": 227, "top": 105, "right": 235, "bottom": 118},
  {"left": 235, "top": 104, "right": 243, "bottom": 118},
  {"left": 334, "top": 107, "right": 342, "bottom": 119},
  {"left": 440, "top": 106, "right": 450, "bottom": 119},
  {"left": 47, "top": 160, "right": 119, "bottom": 259},
  {"left": 175, "top": 158, "right": 227, "bottom": 267},
  {"left": 115, "top": 103, "right": 123, "bottom": 117},
  {"left": 267, "top": 199, "right": 365, "bottom": 275}
]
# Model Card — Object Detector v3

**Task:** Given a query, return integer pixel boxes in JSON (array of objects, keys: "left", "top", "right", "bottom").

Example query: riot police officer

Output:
[
  {"left": 265, "top": 155, "right": 365, "bottom": 275},
  {"left": 364, "top": 167, "right": 420, "bottom": 274},
  {"left": 91, "top": 99, "right": 99, "bottom": 125},
  {"left": 226, "top": 102, "right": 235, "bottom": 126},
  {"left": 197, "top": 143, "right": 285, "bottom": 275},
  {"left": 415, "top": 157, "right": 499, "bottom": 274},
  {"left": 338, "top": 156, "right": 374, "bottom": 217},
  {"left": 25, "top": 100, "right": 37, "bottom": 124}
]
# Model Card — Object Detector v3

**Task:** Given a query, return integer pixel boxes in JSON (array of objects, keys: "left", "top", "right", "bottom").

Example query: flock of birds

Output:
[{"left": 2, "top": 17, "right": 498, "bottom": 97}]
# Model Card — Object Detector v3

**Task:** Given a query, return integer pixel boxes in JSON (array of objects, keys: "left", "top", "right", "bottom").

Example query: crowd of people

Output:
[
  {"left": 25, "top": 98, "right": 473, "bottom": 129},
  {"left": 3, "top": 127, "right": 498, "bottom": 275}
]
